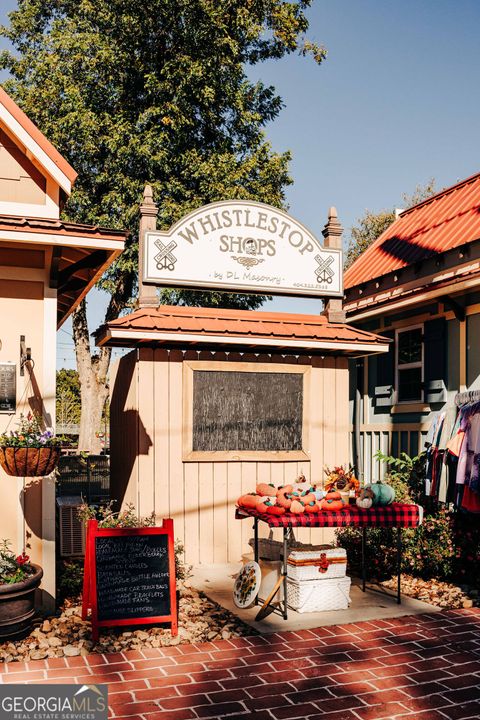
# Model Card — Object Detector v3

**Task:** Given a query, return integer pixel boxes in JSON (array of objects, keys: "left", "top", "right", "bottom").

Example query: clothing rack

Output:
[{"left": 455, "top": 389, "right": 480, "bottom": 407}]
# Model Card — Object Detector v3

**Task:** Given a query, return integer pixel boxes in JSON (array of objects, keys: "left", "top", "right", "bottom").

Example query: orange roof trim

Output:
[
  {"left": 0, "top": 86, "right": 77, "bottom": 186},
  {"left": 96, "top": 304, "right": 390, "bottom": 356},
  {"left": 344, "top": 171, "right": 480, "bottom": 290}
]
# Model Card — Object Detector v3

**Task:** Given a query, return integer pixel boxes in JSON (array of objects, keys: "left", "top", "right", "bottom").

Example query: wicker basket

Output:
[
  {"left": 248, "top": 529, "right": 301, "bottom": 561},
  {"left": 287, "top": 576, "right": 351, "bottom": 613},
  {"left": 287, "top": 547, "right": 347, "bottom": 581},
  {"left": 0, "top": 446, "right": 60, "bottom": 477}
]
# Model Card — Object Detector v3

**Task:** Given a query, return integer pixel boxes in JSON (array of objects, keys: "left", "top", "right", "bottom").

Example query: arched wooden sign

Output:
[{"left": 143, "top": 200, "right": 342, "bottom": 298}]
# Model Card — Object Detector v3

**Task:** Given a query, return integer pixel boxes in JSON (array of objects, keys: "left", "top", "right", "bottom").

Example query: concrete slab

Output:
[{"left": 189, "top": 562, "right": 441, "bottom": 634}]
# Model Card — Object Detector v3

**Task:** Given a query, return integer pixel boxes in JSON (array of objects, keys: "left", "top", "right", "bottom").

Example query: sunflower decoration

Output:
[{"left": 324, "top": 464, "right": 360, "bottom": 495}]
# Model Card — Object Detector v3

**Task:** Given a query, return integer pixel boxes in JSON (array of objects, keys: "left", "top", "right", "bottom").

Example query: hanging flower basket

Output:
[
  {"left": 0, "top": 446, "right": 60, "bottom": 477},
  {"left": 0, "top": 413, "right": 63, "bottom": 477}
]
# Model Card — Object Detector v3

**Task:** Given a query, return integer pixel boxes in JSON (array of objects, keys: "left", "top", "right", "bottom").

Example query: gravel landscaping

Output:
[
  {"left": 382, "top": 573, "right": 479, "bottom": 609},
  {"left": 0, "top": 583, "right": 255, "bottom": 663}
]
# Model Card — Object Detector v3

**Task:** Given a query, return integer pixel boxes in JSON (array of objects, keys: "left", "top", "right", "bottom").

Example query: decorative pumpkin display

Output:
[
  {"left": 320, "top": 491, "right": 345, "bottom": 512},
  {"left": 256, "top": 483, "right": 277, "bottom": 497},
  {"left": 304, "top": 500, "right": 320, "bottom": 513},
  {"left": 364, "top": 481, "right": 395, "bottom": 506},
  {"left": 356, "top": 487, "right": 374, "bottom": 509},
  {"left": 256, "top": 496, "right": 278, "bottom": 513},
  {"left": 313, "top": 489, "right": 326, "bottom": 502},
  {"left": 266, "top": 505, "right": 285, "bottom": 515},
  {"left": 277, "top": 485, "right": 294, "bottom": 509},
  {"left": 290, "top": 499, "right": 305, "bottom": 514},
  {"left": 237, "top": 493, "right": 261, "bottom": 509},
  {"left": 324, "top": 464, "right": 360, "bottom": 496}
]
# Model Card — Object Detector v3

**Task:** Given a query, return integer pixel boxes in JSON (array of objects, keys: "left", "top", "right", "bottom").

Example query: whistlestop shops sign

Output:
[{"left": 143, "top": 200, "right": 342, "bottom": 298}]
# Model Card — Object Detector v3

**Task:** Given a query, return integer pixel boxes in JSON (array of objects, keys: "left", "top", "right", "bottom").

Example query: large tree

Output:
[
  {"left": 1, "top": 0, "right": 325, "bottom": 451},
  {"left": 345, "top": 179, "right": 437, "bottom": 269}
]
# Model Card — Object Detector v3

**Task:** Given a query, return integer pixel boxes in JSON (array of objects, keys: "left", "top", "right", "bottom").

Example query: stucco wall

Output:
[
  {"left": 110, "top": 349, "right": 351, "bottom": 565},
  {"left": 0, "top": 269, "right": 56, "bottom": 608}
]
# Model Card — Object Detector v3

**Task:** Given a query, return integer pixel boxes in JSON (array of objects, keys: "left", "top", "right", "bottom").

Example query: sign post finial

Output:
[
  {"left": 322, "top": 207, "right": 346, "bottom": 322},
  {"left": 138, "top": 184, "right": 159, "bottom": 308}
]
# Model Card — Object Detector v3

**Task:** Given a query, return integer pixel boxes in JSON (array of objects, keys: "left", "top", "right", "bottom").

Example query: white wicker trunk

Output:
[
  {"left": 287, "top": 576, "right": 351, "bottom": 613},
  {"left": 287, "top": 547, "right": 347, "bottom": 581}
]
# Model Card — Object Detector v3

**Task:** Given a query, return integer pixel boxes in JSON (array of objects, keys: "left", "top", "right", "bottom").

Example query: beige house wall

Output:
[
  {"left": 110, "top": 349, "right": 350, "bottom": 565},
  {"left": 0, "top": 264, "right": 56, "bottom": 608}
]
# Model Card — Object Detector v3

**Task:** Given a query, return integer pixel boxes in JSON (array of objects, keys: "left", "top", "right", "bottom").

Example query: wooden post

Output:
[
  {"left": 322, "top": 207, "right": 346, "bottom": 323},
  {"left": 138, "top": 185, "right": 159, "bottom": 308}
]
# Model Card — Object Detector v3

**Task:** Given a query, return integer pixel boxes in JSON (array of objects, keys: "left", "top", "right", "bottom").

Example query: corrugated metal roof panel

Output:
[
  {"left": 97, "top": 304, "right": 388, "bottom": 351},
  {"left": 344, "top": 171, "right": 480, "bottom": 289}
]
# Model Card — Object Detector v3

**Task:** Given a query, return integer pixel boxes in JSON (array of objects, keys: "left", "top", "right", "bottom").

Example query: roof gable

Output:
[
  {"left": 0, "top": 86, "right": 77, "bottom": 194},
  {"left": 344, "top": 171, "right": 480, "bottom": 290}
]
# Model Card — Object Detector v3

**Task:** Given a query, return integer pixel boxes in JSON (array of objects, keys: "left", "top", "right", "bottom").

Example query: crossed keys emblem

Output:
[
  {"left": 315, "top": 254, "right": 334, "bottom": 284},
  {"left": 155, "top": 239, "right": 177, "bottom": 271}
]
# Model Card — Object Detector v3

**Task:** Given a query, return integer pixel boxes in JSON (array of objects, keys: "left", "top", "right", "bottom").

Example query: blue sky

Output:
[{"left": 1, "top": 1, "right": 479, "bottom": 366}]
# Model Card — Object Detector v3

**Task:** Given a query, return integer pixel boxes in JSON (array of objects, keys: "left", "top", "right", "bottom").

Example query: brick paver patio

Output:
[{"left": 1, "top": 609, "right": 480, "bottom": 719}]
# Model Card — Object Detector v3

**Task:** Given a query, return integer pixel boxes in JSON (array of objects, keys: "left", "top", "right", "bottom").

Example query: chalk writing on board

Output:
[{"left": 95, "top": 534, "right": 171, "bottom": 621}]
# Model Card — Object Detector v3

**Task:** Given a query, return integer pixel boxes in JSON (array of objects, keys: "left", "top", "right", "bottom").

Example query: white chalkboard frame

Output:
[{"left": 183, "top": 361, "right": 311, "bottom": 461}]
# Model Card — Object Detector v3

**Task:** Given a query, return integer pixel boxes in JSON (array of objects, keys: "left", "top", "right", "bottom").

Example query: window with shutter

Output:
[{"left": 395, "top": 325, "right": 423, "bottom": 403}]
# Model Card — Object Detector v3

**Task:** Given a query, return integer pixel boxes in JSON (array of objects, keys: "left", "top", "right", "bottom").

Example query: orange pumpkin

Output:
[
  {"left": 304, "top": 500, "right": 320, "bottom": 513},
  {"left": 277, "top": 485, "right": 294, "bottom": 509},
  {"left": 319, "top": 491, "right": 345, "bottom": 512},
  {"left": 256, "top": 482, "right": 278, "bottom": 497},
  {"left": 237, "top": 493, "right": 261, "bottom": 509},
  {"left": 290, "top": 499, "right": 305, "bottom": 514},
  {"left": 266, "top": 505, "right": 285, "bottom": 515}
]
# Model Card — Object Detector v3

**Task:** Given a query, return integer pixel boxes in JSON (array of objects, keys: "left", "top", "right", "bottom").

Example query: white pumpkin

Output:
[{"left": 356, "top": 487, "right": 374, "bottom": 509}]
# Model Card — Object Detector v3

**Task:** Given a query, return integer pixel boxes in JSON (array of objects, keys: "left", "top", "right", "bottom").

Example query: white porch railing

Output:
[{"left": 351, "top": 424, "right": 429, "bottom": 484}]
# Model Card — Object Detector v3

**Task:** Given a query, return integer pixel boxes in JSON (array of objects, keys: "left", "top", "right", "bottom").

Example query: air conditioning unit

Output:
[{"left": 57, "top": 497, "right": 86, "bottom": 557}]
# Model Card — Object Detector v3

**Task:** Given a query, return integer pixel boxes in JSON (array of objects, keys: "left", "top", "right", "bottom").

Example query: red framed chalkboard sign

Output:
[{"left": 82, "top": 518, "right": 178, "bottom": 642}]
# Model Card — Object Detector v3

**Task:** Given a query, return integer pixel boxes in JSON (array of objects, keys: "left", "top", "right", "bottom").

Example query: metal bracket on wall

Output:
[{"left": 20, "top": 335, "right": 31, "bottom": 376}]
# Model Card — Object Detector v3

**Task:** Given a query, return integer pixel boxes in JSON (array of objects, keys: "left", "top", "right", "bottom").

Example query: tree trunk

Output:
[
  {"left": 72, "top": 273, "right": 134, "bottom": 453},
  {"left": 72, "top": 300, "right": 111, "bottom": 453}
]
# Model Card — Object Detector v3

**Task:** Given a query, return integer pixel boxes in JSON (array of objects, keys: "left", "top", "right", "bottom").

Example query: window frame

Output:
[
  {"left": 395, "top": 324, "right": 424, "bottom": 404},
  {"left": 182, "top": 360, "right": 311, "bottom": 462}
]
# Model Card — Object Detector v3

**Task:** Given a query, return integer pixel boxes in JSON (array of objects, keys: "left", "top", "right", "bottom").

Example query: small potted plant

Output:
[
  {"left": 0, "top": 540, "right": 43, "bottom": 639},
  {"left": 324, "top": 465, "right": 360, "bottom": 504},
  {"left": 0, "top": 412, "right": 63, "bottom": 477}
]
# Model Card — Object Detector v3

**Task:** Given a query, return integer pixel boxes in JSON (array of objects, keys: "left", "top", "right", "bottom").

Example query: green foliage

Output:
[
  {"left": 77, "top": 501, "right": 155, "bottom": 528},
  {"left": 1, "top": 0, "right": 325, "bottom": 316},
  {"left": 402, "top": 508, "right": 454, "bottom": 579},
  {"left": 337, "top": 450, "right": 452, "bottom": 582},
  {"left": 174, "top": 540, "right": 192, "bottom": 583},
  {"left": 0, "top": 412, "right": 64, "bottom": 448},
  {"left": 0, "top": 540, "right": 32, "bottom": 585},
  {"left": 374, "top": 450, "right": 426, "bottom": 504},
  {"left": 56, "top": 369, "right": 81, "bottom": 427},
  {"left": 57, "top": 559, "right": 84, "bottom": 601},
  {"left": 345, "top": 209, "right": 396, "bottom": 269},
  {"left": 344, "top": 180, "right": 437, "bottom": 269}
]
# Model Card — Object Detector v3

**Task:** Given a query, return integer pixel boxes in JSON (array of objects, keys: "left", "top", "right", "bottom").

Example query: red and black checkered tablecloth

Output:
[{"left": 235, "top": 502, "right": 423, "bottom": 528}]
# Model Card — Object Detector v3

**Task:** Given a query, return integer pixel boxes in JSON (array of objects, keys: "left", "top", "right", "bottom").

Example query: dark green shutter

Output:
[
  {"left": 423, "top": 317, "right": 447, "bottom": 403},
  {"left": 374, "top": 329, "right": 395, "bottom": 407}
]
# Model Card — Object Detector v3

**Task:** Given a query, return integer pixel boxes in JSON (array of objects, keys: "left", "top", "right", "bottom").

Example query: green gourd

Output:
[{"left": 364, "top": 481, "right": 395, "bottom": 506}]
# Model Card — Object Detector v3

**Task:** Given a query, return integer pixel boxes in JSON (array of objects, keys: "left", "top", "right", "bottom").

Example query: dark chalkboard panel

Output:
[
  {"left": 82, "top": 520, "right": 178, "bottom": 642},
  {"left": 95, "top": 534, "right": 171, "bottom": 621},
  {"left": 0, "top": 363, "right": 16, "bottom": 413},
  {"left": 192, "top": 370, "right": 303, "bottom": 451}
]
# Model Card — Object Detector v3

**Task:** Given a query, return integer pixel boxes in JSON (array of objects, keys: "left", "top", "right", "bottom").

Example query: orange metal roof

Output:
[
  {"left": 344, "top": 171, "right": 480, "bottom": 290},
  {"left": 0, "top": 214, "right": 128, "bottom": 242},
  {"left": 0, "top": 86, "right": 77, "bottom": 186},
  {"left": 96, "top": 304, "right": 389, "bottom": 355}
]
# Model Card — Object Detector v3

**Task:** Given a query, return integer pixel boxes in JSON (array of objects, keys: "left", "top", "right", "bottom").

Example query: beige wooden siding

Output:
[{"left": 110, "top": 351, "right": 350, "bottom": 565}]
